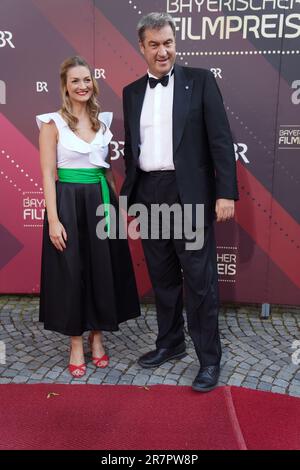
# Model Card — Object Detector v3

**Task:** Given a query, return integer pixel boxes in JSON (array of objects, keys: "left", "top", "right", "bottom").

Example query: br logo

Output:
[
  {"left": 36, "top": 82, "right": 48, "bottom": 92},
  {"left": 95, "top": 69, "right": 106, "bottom": 79},
  {"left": 0, "top": 31, "right": 15, "bottom": 48},
  {"left": 110, "top": 141, "right": 124, "bottom": 160},
  {"left": 0, "top": 80, "right": 6, "bottom": 104},
  {"left": 234, "top": 143, "right": 249, "bottom": 163},
  {"left": 210, "top": 68, "right": 222, "bottom": 79},
  {"left": 291, "top": 80, "right": 300, "bottom": 105}
]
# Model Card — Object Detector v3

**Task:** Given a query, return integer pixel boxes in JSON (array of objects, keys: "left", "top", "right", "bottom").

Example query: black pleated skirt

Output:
[{"left": 39, "top": 181, "right": 141, "bottom": 336}]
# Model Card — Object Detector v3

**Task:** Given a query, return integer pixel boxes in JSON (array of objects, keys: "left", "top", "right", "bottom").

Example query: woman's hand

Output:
[{"left": 49, "top": 220, "right": 67, "bottom": 251}]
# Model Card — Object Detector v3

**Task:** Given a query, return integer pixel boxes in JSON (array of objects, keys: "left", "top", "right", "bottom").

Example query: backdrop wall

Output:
[{"left": 1, "top": 0, "right": 300, "bottom": 304}]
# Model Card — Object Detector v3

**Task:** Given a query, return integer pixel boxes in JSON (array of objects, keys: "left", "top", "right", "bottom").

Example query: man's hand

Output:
[{"left": 215, "top": 199, "right": 235, "bottom": 222}]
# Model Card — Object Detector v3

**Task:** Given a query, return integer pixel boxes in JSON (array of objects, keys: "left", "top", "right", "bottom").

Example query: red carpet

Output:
[
  {"left": 0, "top": 384, "right": 299, "bottom": 450},
  {"left": 231, "top": 387, "right": 300, "bottom": 450}
]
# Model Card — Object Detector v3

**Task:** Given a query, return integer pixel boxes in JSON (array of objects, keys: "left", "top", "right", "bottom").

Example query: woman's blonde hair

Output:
[{"left": 60, "top": 56, "right": 102, "bottom": 132}]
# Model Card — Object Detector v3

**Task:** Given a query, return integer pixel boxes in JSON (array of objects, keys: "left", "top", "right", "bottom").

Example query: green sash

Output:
[{"left": 57, "top": 168, "right": 110, "bottom": 235}]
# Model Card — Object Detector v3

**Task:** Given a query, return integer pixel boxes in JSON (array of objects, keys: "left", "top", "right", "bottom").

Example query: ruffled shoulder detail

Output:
[
  {"left": 94, "top": 112, "right": 113, "bottom": 147},
  {"left": 37, "top": 111, "right": 113, "bottom": 155},
  {"left": 36, "top": 112, "right": 66, "bottom": 131},
  {"left": 99, "top": 112, "right": 113, "bottom": 129}
]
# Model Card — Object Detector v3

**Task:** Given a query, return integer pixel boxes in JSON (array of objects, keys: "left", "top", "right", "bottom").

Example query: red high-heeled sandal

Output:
[
  {"left": 89, "top": 333, "right": 109, "bottom": 368},
  {"left": 68, "top": 363, "right": 86, "bottom": 378}
]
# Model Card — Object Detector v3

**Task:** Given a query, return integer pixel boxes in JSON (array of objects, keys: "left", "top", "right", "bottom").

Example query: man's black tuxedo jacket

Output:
[{"left": 121, "top": 64, "right": 239, "bottom": 226}]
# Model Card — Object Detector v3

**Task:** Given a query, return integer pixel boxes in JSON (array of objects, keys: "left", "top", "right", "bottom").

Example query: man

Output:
[{"left": 121, "top": 12, "right": 238, "bottom": 392}]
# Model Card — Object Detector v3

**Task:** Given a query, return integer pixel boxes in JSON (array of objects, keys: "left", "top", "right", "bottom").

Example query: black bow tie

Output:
[{"left": 148, "top": 74, "right": 169, "bottom": 88}]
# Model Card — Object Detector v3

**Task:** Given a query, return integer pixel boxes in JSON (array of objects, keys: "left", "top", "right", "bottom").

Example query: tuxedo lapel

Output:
[
  {"left": 173, "top": 64, "right": 193, "bottom": 156},
  {"left": 130, "top": 75, "right": 148, "bottom": 160}
]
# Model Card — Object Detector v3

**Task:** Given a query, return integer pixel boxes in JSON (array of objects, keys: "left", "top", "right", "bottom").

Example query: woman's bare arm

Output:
[{"left": 39, "top": 122, "right": 67, "bottom": 251}]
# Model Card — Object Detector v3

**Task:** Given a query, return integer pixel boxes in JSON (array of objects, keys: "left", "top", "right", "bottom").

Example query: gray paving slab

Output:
[{"left": 0, "top": 296, "right": 299, "bottom": 396}]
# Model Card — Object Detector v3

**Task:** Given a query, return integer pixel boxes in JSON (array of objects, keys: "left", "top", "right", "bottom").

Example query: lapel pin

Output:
[{"left": 185, "top": 85, "right": 189, "bottom": 90}]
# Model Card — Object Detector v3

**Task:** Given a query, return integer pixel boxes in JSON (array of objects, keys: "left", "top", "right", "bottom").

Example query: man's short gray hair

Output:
[{"left": 137, "top": 12, "right": 176, "bottom": 42}]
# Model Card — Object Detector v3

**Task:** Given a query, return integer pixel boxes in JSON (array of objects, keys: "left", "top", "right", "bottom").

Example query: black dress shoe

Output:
[
  {"left": 138, "top": 344, "right": 186, "bottom": 368},
  {"left": 192, "top": 365, "right": 220, "bottom": 392}
]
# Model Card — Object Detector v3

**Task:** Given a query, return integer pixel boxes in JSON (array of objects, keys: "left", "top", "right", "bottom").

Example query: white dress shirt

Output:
[{"left": 139, "top": 68, "right": 175, "bottom": 172}]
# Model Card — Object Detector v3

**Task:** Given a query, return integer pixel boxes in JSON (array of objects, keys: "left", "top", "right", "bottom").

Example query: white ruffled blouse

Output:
[{"left": 36, "top": 111, "right": 113, "bottom": 169}]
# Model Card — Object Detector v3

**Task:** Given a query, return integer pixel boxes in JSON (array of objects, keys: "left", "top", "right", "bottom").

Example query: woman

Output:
[{"left": 37, "top": 56, "right": 140, "bottom": 378}]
